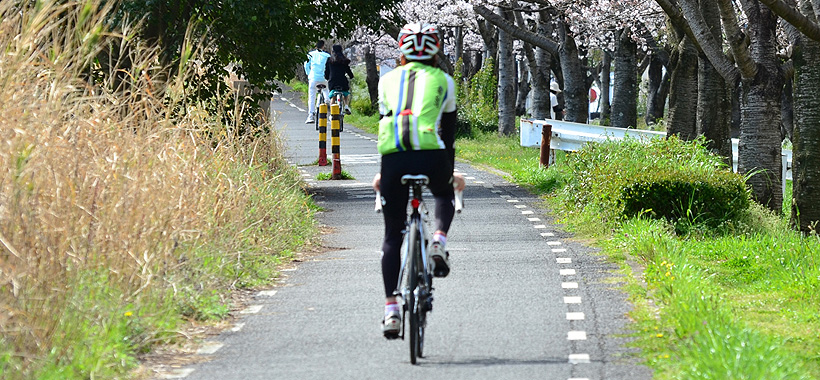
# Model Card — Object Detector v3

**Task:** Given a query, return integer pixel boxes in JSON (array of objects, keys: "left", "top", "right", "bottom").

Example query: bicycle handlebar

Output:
[{"left": 454, "top": 190, "right": 463, "bottom": 214}]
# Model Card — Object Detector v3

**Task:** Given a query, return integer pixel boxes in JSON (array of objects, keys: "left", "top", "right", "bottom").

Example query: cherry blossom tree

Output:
[
  {"left": 658, "top": 0, "right": 785, "bottom": 211},
  {"left": 755, "top": 0, "right": 820, "bottom": 231}
]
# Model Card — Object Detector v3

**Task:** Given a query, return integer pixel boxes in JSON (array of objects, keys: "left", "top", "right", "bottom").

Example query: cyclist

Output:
[
  {"left": 304, "top": 40, "right": 331, "bottom": 124},
  {"left": 372, "top": 22, "right": 465, "bottom": 337},
  {"left": 324, "top": 44, "right": 354, "bottom": 115}
]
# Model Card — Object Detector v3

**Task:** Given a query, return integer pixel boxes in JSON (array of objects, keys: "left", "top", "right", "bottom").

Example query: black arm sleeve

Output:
[
  {"left": 346, "top": 65, "right": 354, "bottom": 79},
  {"left": 324, "top": 64, "right": 330, "bottom": 82},
  {"left": 440, "top": 111, "right": 457, "bottom": 169}
]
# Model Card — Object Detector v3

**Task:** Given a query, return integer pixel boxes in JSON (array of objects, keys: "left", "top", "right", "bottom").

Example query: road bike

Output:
[
  {"left": 376, "top": 174, "right": 463, "bottom": 364},
  {"left": 314, "top": 83, "right": 327, "bottom": 131}
]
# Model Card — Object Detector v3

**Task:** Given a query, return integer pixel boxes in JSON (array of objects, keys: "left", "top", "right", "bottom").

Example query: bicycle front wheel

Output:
[{"left": 407, "top": 220, "right": 421, "bottom": 364}]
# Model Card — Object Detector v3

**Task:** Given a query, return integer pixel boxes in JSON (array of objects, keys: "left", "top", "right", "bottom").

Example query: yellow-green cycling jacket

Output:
[{"left": 377, "top": 61, "right": 457, "bottom": 155}]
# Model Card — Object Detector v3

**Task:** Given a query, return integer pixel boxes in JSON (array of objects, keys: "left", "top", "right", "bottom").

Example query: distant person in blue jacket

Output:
[{"left": 304, "top": 40, "right": 331, "bottom": 124}]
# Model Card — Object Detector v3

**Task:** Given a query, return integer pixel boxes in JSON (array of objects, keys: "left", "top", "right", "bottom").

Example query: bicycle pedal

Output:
[{"left": 423, "top": 297, "right": 433, "bottom": 312}]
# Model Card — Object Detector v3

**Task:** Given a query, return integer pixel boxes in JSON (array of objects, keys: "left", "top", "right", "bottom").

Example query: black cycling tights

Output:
[{"left": 380, "top": 150, "right": 454, "bottom": 298}]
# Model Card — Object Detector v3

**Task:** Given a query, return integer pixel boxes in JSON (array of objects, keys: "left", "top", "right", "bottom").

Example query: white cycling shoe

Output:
[
  {"left": 382, "top": 310, "right": 401, "bottom": 339},
  {"left": 429, "top": 242, "right": 450, "bottom": 278}
]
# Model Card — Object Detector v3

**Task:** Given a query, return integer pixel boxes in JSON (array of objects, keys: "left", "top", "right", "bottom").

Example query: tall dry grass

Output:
[{"left": 0, "top": 1, "right": 314, "bottom": 378}]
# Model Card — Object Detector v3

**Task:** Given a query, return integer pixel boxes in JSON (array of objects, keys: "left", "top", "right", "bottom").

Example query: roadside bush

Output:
[
  {"left": 560, "top": 135, "right": 750, "bottom": 234},
  {"left": 349, "top": 64, "right": 377, "bottom": 116},
  {"left": 454, "top": 58, "right": 498, "bottom": 135},
  {"left": 621, "top": 174, "right": 749, "bottom": 235}
]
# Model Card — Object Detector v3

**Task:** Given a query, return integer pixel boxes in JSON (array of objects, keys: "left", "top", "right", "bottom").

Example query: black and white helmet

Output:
[{"left": 397, "top": 22, "right": 440, "bottom": 61}]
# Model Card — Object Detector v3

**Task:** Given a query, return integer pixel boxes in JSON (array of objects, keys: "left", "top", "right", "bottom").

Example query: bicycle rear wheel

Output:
[
  {"left": 407, "top": 220, "right": 421, "bottom": 364},
  {"left": 314, "top": 95, "right": 320, "bottom": 131}
]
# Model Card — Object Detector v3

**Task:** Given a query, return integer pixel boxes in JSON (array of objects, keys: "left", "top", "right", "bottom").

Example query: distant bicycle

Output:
[
  {"left": 314, "top": 83, "right": 327, "bottom": 131},
  {"left": 376, "top": 174, "right": 463, "bottom": 364},
  {"left": 329, "top": 87, "right": 349, "bottom": 132}
]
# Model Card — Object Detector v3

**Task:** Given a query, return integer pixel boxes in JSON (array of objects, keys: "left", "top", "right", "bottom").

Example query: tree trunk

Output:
[
  {"left": 611, "top": 28, "right": 638, "bottom": 129},
  {"left": 557, "top": 19, "right": 588, "bottom": 123},
  {"left": 600, "top": 51, "right": 612, "bottom": 125},
  {"left": 530, "top": 47, "right": 552, "bottom": 120},
  {"left": 666, "top": 36, "right": 699, "bottom": 140},
  {"left": 645, "top": 51, "right": 669, "bottom": 125},
  {"left": 478, "top": 19, "right": 499, "bottom": 70},
  {"left": 782, "top": 75, "right": 795, "bottom": 141},
  {"left": 471, "top": 51, "right": 483, "bottom": 79},
  {"left": 364, "top": 45, "right": 379, "bottom": 110},
  {"left": 454, "top": 26, "right": 464, "bottom": 64},
  {"left": 644, "top": 53, "right": 666, "bottom": 125},
  {"left": 497, "top": 8, "right": 517, "bottom": 136},
  {"left": 739, "top": 4, "right": 783, "bottom": 211},
  {"left": 697, "top": 0, "right": 733, "bottom": 164},
  {"left": 461, "top": 51, "right": 473, "bottom": 80},
  {"left": 516, "top": 60, "right": 530, "bottom": 116},
  {"left": 531, "top": 10, "right": 555, "bottom": 120},
  {"left": 791, "top": 0, "right": 820, "bottom": 232}
]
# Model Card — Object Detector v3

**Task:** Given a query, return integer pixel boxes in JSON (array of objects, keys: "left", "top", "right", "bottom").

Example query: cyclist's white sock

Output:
[
  {"left": 385, "top": 301, "right": 400, "bottom": 316},
  {"left": 432, "top": 231, "right": 447, "bottom": 246}
]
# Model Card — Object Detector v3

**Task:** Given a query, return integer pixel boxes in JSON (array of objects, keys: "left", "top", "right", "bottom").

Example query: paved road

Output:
[{"left": 169, "top": 87, "right": 652, "bottom": 380}]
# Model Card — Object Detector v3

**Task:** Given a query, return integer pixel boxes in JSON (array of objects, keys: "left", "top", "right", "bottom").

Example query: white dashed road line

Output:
[
  {"left": 498, "top": 186, "right": 591, "bottom": 375},
  {"left": 564, "top": 296, "right": 582, "bottom": 304},
  {"left": 567, "top": 331, "right": 587, "bottom": 340},
  {"left": 560, "top": 269, "right": 577, "bottom": 276},
  {"left": 568, "top": 353, "right": 591, "bottom": 364}
]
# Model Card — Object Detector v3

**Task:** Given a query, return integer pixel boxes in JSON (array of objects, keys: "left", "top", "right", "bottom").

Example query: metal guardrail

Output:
[{"left": 520, "top": 119, "right": 793, "bottom": 194}]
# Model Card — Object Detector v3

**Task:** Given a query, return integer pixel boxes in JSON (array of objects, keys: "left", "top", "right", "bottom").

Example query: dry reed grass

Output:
[{"left": 0, "top": 1, "right": 314, "bottom": 377}]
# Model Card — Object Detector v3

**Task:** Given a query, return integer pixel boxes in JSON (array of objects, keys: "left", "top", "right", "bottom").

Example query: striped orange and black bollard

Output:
[
  {"left": 330, "top": 104, "right": 342, "bottom": 179},
  {"left": 317, "top": 103, "right": 329, "bottom": 166}
]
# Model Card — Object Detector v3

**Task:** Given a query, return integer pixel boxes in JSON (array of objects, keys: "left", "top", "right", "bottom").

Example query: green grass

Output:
[
  {"left": 455, "top": 123, "right": 820, "bottom": 379},
  {"left": 344, "top": 113, "right": 378, "bottom": 134},
  {"left": 316, "top": 170, "right": 355, "bottom": 180},
  {"left": 456, "top": 131, "right": 570, "bottom": 194}
]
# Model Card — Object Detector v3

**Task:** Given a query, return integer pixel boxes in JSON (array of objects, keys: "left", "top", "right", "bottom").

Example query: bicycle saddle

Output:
[
  {"left": 401, "top": 174, "right": 429, "bottom": 185},
  {"left": 316, "top": 84, "right": 327, "bottom": 89}
]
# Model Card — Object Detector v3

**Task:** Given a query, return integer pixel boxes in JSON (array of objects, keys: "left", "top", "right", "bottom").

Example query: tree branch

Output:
[
  {"left": 654, "top": 0, "right": 701, "bottom": 51},
  {"left": 758, "top": 0, "right": 820, "bottom": 41},
  {"left": 714, "top": 0, "right": 758, "bottom": 79},
  {"left": 473, "top": 3, "right": 559, "bottom": 55},
  {"left": 813, "top": 0, "right": 820, "bottom": 22},
  {"left": 676, "top": 0, "right": 743, "bottom": 82}
]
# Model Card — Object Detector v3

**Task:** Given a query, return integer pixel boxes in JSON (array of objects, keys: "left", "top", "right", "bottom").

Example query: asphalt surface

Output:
[{"left": 172, "top": 86, "right": 653, "bottom": 380}]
